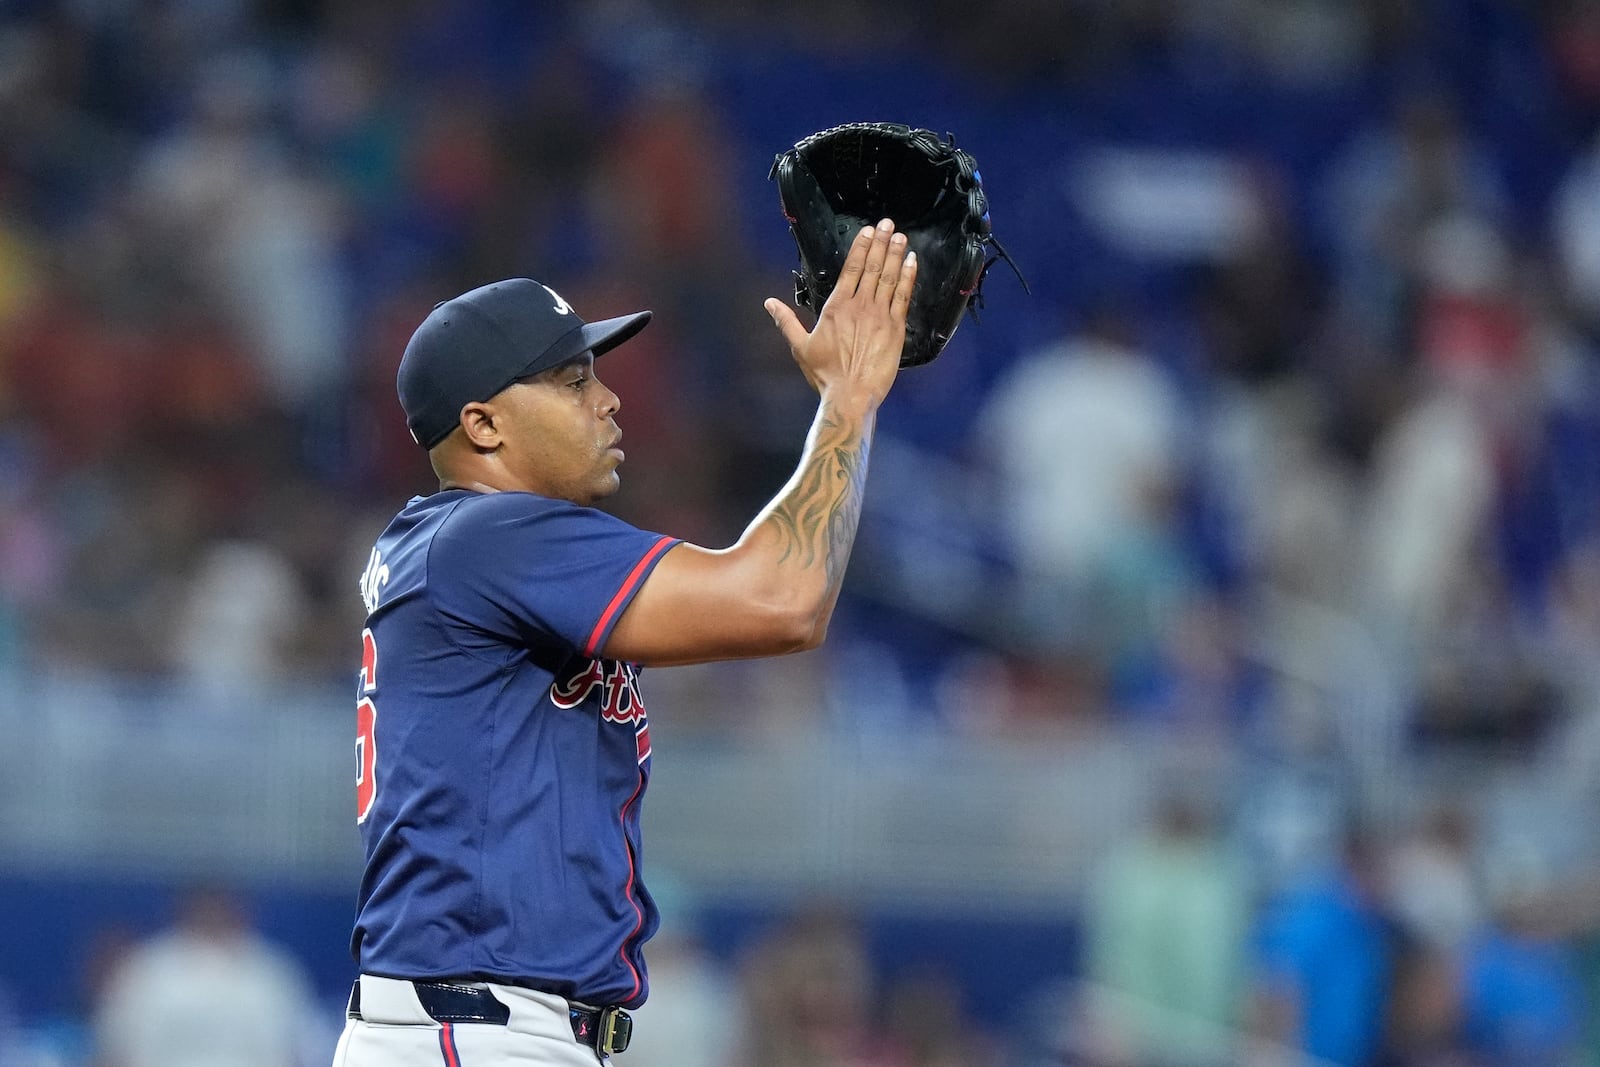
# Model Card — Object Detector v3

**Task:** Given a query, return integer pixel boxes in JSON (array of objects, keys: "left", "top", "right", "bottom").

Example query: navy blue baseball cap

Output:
[{"left": 397, "top": 278, "right": 652, "bottom": 449}]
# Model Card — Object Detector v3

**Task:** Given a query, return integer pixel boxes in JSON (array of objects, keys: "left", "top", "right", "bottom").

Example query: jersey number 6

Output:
[{"left": 356, "top": 627, "right": 378, "bottom": 823}]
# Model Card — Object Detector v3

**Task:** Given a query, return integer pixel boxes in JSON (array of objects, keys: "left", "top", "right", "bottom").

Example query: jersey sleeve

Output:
[{"left": 429, "top": 493, "right": 679, "bottom": 657}]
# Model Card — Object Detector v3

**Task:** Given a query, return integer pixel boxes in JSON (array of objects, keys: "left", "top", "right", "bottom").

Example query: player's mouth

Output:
[{"left": 606, "top": 433, "right": 624, "bottom": 462}]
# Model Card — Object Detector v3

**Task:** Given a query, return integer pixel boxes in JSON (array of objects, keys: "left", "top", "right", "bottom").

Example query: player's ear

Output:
[{"left": 459, "top": 401, "right": 500, "bottom": 450}]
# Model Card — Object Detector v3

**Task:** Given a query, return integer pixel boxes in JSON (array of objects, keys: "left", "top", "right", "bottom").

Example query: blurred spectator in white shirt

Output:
[
  {"left": 169, "top": 540, "right": 308, "bottom": 700},
  {"left": 95, "top": 885, "right": 324, "bottom": 1067},
  {"left": 135, "top": 53, "right": 347, "bottom": 416},
  {"left": 977, "top": 305, "right": 1192, "bottom": 684}
]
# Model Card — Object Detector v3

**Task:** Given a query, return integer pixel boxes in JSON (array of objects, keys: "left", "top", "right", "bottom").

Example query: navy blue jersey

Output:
[{"left": 351, "top": 488, "right": 678, "bottom": 1008}]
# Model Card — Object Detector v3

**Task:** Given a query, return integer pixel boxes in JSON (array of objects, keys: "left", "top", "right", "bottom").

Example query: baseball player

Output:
[{"left": 334, "top": 219, "right": 917, "bottom": 1066}]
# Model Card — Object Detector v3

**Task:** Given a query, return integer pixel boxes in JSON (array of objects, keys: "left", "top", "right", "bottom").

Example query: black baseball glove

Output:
[{"left": 771, "top": 122, "right": 1023, "bottom": 368}]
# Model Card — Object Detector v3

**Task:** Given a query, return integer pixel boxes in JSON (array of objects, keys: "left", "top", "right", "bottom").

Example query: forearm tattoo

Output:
[{"left": 770, "top": 407, "right": 871, "bottom": 589}]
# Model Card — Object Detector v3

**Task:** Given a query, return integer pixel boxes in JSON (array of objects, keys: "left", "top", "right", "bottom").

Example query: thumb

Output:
[{"left": 764, "top": 297, "right": 809, "bottom": 355}]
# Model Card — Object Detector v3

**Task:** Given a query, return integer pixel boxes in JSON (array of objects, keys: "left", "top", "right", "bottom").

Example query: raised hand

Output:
[{"left": 765, "top": 217, "right": 918, "bottom": 409}]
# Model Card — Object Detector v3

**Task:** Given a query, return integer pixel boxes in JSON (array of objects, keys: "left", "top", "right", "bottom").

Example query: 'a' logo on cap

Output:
[{"left": 541, "top": 284, "right": 573, "bottom": 316}]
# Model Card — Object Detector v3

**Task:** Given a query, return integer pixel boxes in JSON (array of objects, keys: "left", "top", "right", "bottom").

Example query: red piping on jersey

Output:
[
  {"left": 438, "top": 1021, "right": 461, "bottom": 1067},
  {"left": 617, "top": 772, "right": 648, "bottom": 1004},
  {"left": 583, "top": 536, "right": 676, "bottom": 657}
]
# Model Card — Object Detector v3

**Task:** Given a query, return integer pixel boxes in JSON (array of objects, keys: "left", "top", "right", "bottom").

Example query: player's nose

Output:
[{"left": 594, "top": 375, "right": 621, "bottom": 417}]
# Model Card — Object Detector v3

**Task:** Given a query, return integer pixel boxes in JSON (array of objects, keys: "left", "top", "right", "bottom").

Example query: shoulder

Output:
[
  {"left": 430, "top": 491, "right": 644, "bottom": 567},
  {"left": 434, "top": 490, "right": 618, "bottom": 538}
]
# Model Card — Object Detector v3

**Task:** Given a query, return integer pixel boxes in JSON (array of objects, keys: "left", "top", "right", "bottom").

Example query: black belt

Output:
[{"left": 347, "top": 979, "right": 632, "bottom": 1054}]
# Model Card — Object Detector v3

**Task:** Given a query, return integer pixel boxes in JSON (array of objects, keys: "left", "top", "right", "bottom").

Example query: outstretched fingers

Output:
[
  {"left": 889, "top": 248, "right": 918, "bottom": 322},
  {"left": 876, "top": 232, "right": 910, "bottom": 304},
  {"left": 859, "top": 218, "right": 894, "bottom": 293},
  {"left": 832, "top": 224, "right": 877, "bottom": 299}
]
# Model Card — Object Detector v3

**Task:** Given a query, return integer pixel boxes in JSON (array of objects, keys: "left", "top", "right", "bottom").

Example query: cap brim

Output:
[
  {"left": 583, "top": 310, "right": 652, "bottom": 358},
  {"left": 517, "top": 310, "right": 653, "bottom": 381}
]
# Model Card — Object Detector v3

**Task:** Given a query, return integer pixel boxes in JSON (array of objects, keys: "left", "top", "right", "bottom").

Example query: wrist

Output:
[{"left": 818, "top": 384, "right": 882, "bottom": 422}]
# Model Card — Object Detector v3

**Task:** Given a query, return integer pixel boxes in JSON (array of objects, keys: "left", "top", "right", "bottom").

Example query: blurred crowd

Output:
[
  {"left": 10, "top": 794, "right": 1600, "bottom": 1067},
  {"left": 2, "top": 0, "right": 1600, "bottom": 750},
  {"left": 7, "top": 0, "right": 1600, "bottom": 1064}
]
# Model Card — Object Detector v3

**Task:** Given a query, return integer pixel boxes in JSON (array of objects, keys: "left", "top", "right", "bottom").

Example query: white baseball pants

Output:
[{"left": 331, "top": 975, "right": 609, "bottom": 1067}]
